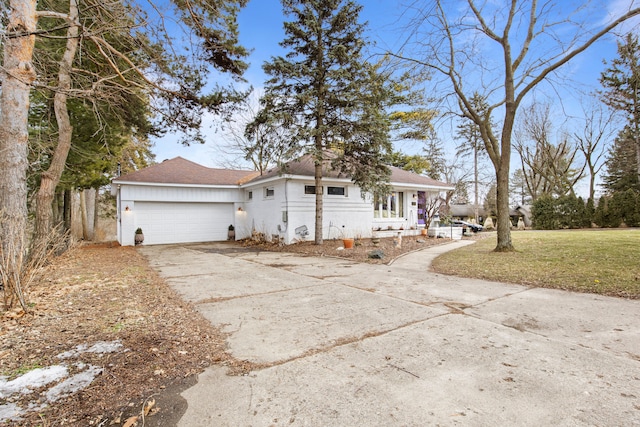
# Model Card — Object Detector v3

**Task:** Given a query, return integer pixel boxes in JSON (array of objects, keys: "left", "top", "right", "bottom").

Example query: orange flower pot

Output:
[{"left": 343, "top": 238, "right": 354, "bottom": 249}]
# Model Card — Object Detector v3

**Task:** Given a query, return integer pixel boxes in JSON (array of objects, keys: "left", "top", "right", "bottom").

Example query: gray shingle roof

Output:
[
  {"left": 246, "top": 153, "right": 453, "bottom": 189},
  {"left": 113, "top": 155, "right": 453, "bottom": 190},
  {"left": 112, "top": 157, "right": 259, "bottom": 186}
]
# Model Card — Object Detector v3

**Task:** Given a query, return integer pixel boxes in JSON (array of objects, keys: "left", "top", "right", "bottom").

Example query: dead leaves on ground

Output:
[{"left": 121, "top": 398, "right": 157, "bottom": 426}]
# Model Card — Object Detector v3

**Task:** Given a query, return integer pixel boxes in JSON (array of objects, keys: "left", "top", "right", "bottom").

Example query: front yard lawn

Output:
[{"left": 432, "top": 229, "right": 640, "bottom": 299}]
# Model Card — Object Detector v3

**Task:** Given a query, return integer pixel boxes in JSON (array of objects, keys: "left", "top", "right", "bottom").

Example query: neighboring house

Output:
[
  {"left": 448, "top": 204, "right": 486, "bottom": 224},
  {"left": 111, "top": 155, "right": 454, "bottom": 246}
]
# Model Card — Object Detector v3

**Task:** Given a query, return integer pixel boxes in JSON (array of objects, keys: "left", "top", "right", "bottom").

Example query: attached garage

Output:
[
  {"left": 133, "top": 202, "right": 234, "bottom": 245},
  {"left": 112, "top": 157, "right": 258, "bottom": 246}
]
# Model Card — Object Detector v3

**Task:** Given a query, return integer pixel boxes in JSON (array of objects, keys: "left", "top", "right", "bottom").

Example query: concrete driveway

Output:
[{"left": 140, "top": 241, "right": 640, "bottom": 426}]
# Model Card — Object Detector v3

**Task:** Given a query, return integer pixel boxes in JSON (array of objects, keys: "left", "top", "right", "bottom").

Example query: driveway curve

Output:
[{"left": 140, "top": 241, "right": 640, "bottom": 426}]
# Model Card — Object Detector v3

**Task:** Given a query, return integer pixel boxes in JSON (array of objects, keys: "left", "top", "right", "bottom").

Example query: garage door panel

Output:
[{"left": 135, "top": 202, "right": 233, "bottom": 245}]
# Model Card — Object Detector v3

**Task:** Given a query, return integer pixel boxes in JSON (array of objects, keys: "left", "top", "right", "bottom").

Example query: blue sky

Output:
[
  {"left": 152, "top": 0, "right": 638, "bottom": 173},
  {"left": 153, "top": 0, "right": 410, "bottom": 166}
]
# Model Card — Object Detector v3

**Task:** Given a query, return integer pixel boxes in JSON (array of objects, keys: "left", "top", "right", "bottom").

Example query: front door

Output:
[{"left": 417, "top": 191, "right": 426, "bottom": 225}]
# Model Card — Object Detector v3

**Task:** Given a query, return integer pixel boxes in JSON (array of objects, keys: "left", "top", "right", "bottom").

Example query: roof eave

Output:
[
  {"left": 111, "top": 180, "right": 241, "bottom": 189},
  {"left": 389, "top": 182, "right": 455, "bottom": 191}
]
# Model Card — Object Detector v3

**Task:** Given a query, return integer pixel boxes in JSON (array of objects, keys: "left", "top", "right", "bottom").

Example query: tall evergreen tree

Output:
[
  {"left": 603, "top": 126, "right": 640, "bottom": 193},
  {"left": 423, "top": 137, "right": 446, "bottom": 181},
  {"left": 600, "top": 33, "right": 640, "bottom": 186},
  {"left": 262, "top": 0, "right": 398, "bottom": 244}
]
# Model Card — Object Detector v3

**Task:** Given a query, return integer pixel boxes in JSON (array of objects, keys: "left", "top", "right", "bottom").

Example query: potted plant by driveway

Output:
[
  {"left": 134, "top": 228, "right": 144, "bottom": 245},
  {"left": 228, "top": 224, "right": 235, "bottom": 240}
]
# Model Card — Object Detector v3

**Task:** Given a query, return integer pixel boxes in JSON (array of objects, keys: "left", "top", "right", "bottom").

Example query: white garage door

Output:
[{"left": 134, "top": 202, "right": 234, "bottom": 245}]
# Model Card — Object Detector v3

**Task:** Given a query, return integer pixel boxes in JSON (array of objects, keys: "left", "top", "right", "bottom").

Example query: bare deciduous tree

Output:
[
  {"left": 214, "top": 91, "right": 296, "bottom": 173},
  {"left": 573, "top": 97, "right": 618, "bottom": 200},
  {"left": 393, "top": 0, "right": 640, "bottom": 251},
  {"left": 514, "top": 103, "right": 584, "bottom": 201}
]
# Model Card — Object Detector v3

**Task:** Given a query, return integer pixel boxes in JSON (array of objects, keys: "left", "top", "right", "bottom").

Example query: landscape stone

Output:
[{"left": 368, "top": 249, "right": 385, "bottom": 259}]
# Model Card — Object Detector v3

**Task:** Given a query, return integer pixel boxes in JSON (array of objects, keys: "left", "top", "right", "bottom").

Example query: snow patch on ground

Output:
[
  {"left": 0, "top": 365, "right": 68, "bottom": 398},
  {"left": 56, "top": 340, "right": 124, "bottom": 359},
  {"left": 0, "top": 340, "right": 124, "bottom": 422},
  {"left": 45, "top": 364, "right": 104, "bottom": 402}
]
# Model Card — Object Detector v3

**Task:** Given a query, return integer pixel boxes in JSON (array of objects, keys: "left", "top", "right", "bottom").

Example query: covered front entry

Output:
[{"left": 133, "top": 202, "right": 234, "bottom": 245}]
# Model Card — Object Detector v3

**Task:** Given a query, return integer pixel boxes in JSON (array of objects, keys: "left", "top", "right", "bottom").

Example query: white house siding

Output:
[
  {"left": 240, "top": 178, "right": 373, "bottom": 244},
  {"left": 237, "top": 179, "right": 289, "bottom": 242},
  {"left": 115, "top": 183, "right": 244, "bottom": 246}
]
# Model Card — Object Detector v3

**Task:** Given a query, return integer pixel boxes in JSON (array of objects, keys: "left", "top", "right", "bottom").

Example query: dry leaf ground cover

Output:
[
  {"left": 0, "top": 245, "right": 237, "bottom": 426},
  {"left": 431, "top": 229, "right": 640, "bottom": 299}
]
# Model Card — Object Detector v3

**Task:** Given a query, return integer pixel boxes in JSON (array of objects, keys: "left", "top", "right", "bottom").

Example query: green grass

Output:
[
  {"left": 431, "top": 229, "right": 640, "bottom": 299},
  {"left": 3, "top": 362, "right": 44, "bottom": 380}
]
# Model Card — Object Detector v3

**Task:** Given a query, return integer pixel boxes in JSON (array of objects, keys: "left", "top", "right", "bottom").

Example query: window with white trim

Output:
[
  {"left": 304, "top": 185, "right": 321, "bottom": 195},
  {"left": 374, "top": 192, "right": 404, "bottom": 218},
  {"left": 264, "top": 187, "right": 274, "bottom": 198},
  {"left": 327, "top": 186, "right": 346, "bottom": 196}
]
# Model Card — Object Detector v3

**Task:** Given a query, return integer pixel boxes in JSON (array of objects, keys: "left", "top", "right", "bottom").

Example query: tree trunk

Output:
[
  {"left": 92, "top": 188, "right": 100, "bottom": 241},
  {"left": 636, "top": 133, "right": 640, "bottom": 185},
  {"left": 314, "top": 154, "right": 324, "bottom": 245},
  {"left": 474, "top": 142, "right": 479, "bottom": 223},
  {"left": 63, "top": 189, "right": 72, "bottom": 231},
  {"left": 34, "top": 0, "right": 79, "bottom": 243},
  {"left": 588, "top": 163, "right": 596, "bottom": 202},
  {"left": 80, "top": 190, "right": 89, "bottom": 240},
  {"left": 495, "top": 162, "right": 514, "bottom": 251},
  {"left": 0, "top": 0, "right": 38, "bottom": 304},
  {"left": 54, "top": 190, "right": 64, "bottom": 225}
]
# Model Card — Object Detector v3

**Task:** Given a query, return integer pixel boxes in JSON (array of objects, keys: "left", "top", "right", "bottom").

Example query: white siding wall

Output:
[
  {"left": 119, "top": 184, "right": 241, "bottom": 203},
  {"left": 241, "top": 178, "right": 374, "bottom": 244}
]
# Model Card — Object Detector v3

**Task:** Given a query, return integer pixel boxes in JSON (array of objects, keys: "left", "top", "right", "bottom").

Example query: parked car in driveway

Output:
[{"left": 452, "top": 220, "right": 483, "bottom": 233}]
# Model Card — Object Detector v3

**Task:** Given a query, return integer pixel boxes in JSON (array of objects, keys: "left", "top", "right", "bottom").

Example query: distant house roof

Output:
[
  {"left": 112, "top": 157, "right": 259, "bottom": 186},
  {"left": 246, "top": 153, "right": 453, "bottom": 189},
  {"left": 449, "top": 204, "right": 486, "bottom": 218},
  {"left": 513, "top": 205, "right": 532, "bottom": 216}
]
